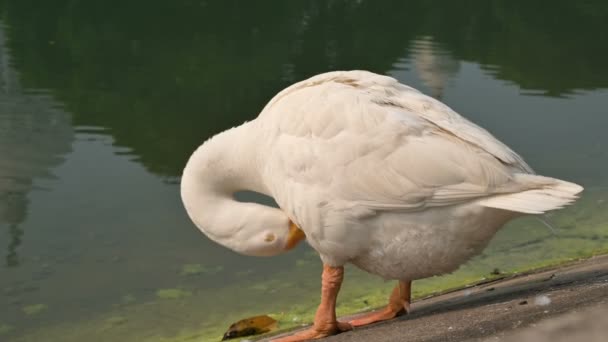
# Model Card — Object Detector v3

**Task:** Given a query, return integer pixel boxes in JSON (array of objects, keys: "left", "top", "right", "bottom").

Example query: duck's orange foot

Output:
[
  {"left": 273, "top": 265, "right": 352, "bottom": 341},
  {"left": 271, "top": 321, "right": 352, "bottom": 342},
  {"left": 348, "top": 304, "right": 409, "bottom": 327},
  {"left": 349, "top": 280, "right": 411, "bottom": 327}
]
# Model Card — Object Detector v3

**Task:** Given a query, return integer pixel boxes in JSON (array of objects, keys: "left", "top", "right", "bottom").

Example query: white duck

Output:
[{"left": 181, "top": 71, "right": 583, "bottom": 341}]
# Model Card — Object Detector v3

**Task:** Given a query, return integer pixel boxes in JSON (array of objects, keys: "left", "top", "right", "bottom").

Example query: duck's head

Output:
[
  {"left": 181, "top": 169, "right": 308, "bottom": 256},
  {"left": 238, "top": 220, "right": 306, "bottom": 257},
  {"left": 222, "top": 214, "right": 306, "bottom": 256},
  {"left": 180, "top": 122, "right": 307, "bottom": 257}
]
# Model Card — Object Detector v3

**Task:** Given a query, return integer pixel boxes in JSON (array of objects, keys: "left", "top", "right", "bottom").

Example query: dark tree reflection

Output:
[
  {"left": 0, "top": 20, "right": 73, "bottom": 267},
  {"left": 0, "top": 0, "right": 606, "bottom": 179}
]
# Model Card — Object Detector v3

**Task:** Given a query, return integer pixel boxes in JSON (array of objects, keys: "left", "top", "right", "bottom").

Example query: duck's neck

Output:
[
  {"left": 180, "top": 121, "right": 290, "bottom": 256},
  {"left": 183, "top": 122, "right": 268, "bottom": 195}
]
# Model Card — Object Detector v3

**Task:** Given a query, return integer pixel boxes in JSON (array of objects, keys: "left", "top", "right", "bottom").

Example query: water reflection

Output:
[
  {"left": 410, "top": 36, "right": 460, "bottom": 99},
  {"left": 3, "top": 0, "right": 606, "bottom": 179},
  {"left": 0, "top": 21, "right": 73, "bottom": 267}
]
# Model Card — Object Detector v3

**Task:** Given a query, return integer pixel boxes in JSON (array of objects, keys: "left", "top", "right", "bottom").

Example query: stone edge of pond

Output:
[{"left": 256, "top": 251, "right": 608, "bottom": 341}]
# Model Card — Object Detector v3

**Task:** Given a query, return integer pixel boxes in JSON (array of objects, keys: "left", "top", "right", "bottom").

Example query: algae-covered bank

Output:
[{"left": 1, "top": 1, "right": 608, "bottom": 342}]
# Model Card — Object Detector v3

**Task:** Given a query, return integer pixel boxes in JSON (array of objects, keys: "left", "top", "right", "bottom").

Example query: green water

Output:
[{"left": 0, "top": 1, "right": 607, "bottom": 341}]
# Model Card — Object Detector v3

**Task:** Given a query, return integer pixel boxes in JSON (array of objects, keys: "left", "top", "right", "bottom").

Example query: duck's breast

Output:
[{"left": 350, "top": 204, "right": 516, "bottom": 280}]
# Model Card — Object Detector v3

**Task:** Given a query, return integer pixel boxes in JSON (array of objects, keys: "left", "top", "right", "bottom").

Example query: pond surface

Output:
[{"left": 0, "top": 1, "right": 607, "bottom": 341}]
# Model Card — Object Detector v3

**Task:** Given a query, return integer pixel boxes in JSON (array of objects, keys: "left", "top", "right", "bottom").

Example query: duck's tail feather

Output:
[{"left": 478, "top": 174, "right": 583, "bottom": 215}]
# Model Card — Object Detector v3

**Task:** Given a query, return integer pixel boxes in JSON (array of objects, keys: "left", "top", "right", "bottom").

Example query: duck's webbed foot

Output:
[
  {"left": 349, "top": 280, "right": 411, "bottom": 327},
  {"left": 271, "top": 321, "right": 351, "bottom": 342}
]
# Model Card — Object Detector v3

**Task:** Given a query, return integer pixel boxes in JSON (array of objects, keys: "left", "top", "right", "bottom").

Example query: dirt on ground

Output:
[{"left": 264, "top": 254, "right": 608, "bottom": 342}]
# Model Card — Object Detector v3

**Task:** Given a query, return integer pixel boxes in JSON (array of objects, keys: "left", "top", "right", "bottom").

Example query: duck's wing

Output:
[
  {"left": 261, "top": 71, "right": 534, "bottom": 219},
  {"left": 262, "top": 70, "right": 533, "bottom": 174}
]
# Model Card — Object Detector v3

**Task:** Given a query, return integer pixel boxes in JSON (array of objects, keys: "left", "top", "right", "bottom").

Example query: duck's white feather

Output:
[
  {"left": 478, "top": 174, "right": 583, "bottom": 214},
  {"left": 255, "top": 70, "right": 581, "bottom": 277}
]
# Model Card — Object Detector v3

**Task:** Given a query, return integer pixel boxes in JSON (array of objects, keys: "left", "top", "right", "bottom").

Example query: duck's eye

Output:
[{"left": 264, "top": 233, "right": 276, "bottom": 242}]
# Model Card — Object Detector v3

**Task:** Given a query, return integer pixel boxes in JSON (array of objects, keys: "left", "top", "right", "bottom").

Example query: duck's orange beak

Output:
[{"left": 285, "top": 221, "right": 306, "bottom": 250}]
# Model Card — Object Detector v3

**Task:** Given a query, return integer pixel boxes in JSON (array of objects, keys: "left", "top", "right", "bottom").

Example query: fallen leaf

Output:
[{"left": 222, "top": 315, "right": 277, "bottom": 340}]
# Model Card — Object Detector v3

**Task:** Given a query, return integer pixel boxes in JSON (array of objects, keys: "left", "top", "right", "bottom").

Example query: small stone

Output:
[
  {"left": 534, "top": 295, "right": 551, "bottom": 306},
  {"left": 542, "top": 274, "right": 556, "bottom": 282}
]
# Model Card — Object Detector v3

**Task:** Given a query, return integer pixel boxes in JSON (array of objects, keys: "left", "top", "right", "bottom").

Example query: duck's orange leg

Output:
[
  {"left": 349, "top": 280, "right": 411, "bottom": 327},
  {"left": 271, "top": 265, "right": 352, "bottom": 342}
]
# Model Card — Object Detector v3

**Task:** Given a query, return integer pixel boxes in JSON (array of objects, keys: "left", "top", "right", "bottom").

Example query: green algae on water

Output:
[
  {"left": 180, "top": 264, "right": 205, "bottom": 276},
  {"left": 0, "top": 323, "right": 14, "bottom": 335},
  {"left": 235, "top": 269, "right": 255, "bottom": 278},
  {"left": 295, "top": 259, "right": 312, "bottom": 267},
  {"left": 156, "top": 288, "right": 192, "bottom": 300},
  {"left": 122, "top": 294, "right": 136, "bottom": 304},
  {"left": 180, "top": 263, "right": 223, "bottom": 276},
  {"left": 22, "top": 304, "right": 48, "bottom": 315},
  {"left": 105, "top": 316, "right": 128, "bottom": 326}
]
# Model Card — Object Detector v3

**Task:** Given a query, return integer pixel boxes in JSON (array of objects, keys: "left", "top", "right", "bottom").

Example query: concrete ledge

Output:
[{"left": 265, "top": 254, "right": 608, "bottom": 341}]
